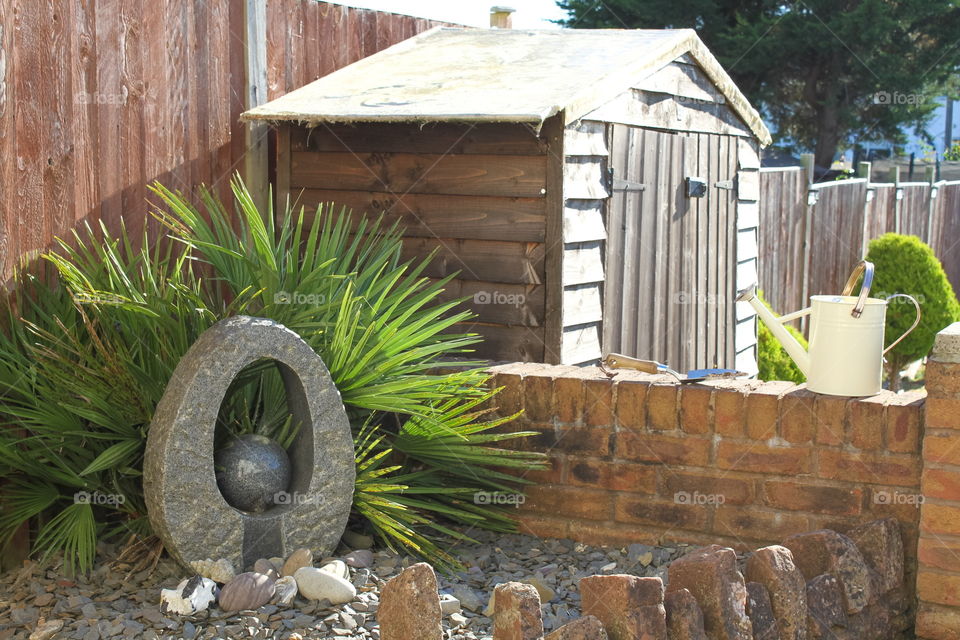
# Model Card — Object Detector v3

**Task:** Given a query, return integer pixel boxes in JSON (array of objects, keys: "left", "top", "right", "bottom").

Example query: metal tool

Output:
[{"left": 601, "top": 353, "right": 746, "bottom": 383}]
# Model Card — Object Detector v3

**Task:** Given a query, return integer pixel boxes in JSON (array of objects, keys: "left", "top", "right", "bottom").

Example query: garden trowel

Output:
[{"left": 601, "top": 353, "right": 746, "bottom": 383}]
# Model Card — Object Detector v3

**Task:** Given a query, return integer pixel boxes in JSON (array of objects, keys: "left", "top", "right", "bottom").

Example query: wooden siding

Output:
[
  {"left": 0, "top": 0, "right": 447, "bottom": 282},
  {"left": 281, "top": 122, "right": 550, "bottom": 362},
  {"left": 603, "top": 124, "right": 739, "bottom": 372},
  {"left": 560, "top": 121, "right": 608, "bottom": 365},
  {"left": 735, "top": 138, "right": 760, "bottom": 374}
]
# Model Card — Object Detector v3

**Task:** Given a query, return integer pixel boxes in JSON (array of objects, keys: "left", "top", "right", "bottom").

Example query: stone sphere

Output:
[{"left": 215, "top": 434, "right": 292, "bottom": 513}]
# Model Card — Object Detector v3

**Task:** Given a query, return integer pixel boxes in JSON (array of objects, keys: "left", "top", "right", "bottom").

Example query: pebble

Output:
[{"left": 0, "top": 529, "right": 708, "bottom": 640}]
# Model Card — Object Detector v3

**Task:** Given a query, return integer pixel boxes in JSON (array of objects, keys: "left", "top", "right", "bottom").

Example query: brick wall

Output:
[
  {"left": 917, "top": 323, "right": 960, "bottom": 639},
  {"left": 487, "top": 360, "right": 926, "bottom": 600}
]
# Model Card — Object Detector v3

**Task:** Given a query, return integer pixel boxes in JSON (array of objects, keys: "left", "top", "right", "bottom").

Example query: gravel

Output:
[{"left": 0, "top": 530, "right": 703, "bottom": 640}]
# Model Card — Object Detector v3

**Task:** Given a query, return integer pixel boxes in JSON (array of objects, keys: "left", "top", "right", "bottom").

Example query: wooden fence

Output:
[
  {"left": 0, "top": 0, "right": 447, "bottom": 282},
  {"left": 758, "top": 165, "right": 960, "bottom": 322}
]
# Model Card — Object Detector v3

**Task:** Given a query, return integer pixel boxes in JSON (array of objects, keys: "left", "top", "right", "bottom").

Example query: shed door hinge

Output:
[
  {"left": 715, "top": 178, "right": 736, "bottom": 190},
  {"left": 608, "top": 167, "right": 646, "bottom": 192}
]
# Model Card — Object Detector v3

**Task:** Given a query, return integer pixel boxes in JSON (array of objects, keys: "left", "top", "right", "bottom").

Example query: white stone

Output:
[
  {"left": 439, "top": 593, "right": 461, "bottom": 615},
  {"left": 294, "top": 567, "right": 357, "bottom": 605},
  {"left": 189, "top": 558, "right": 236, "bottom": 584},
  {"left": 319, "top": 559, "right": 349, "bottom": 580},
  {"left": 273, "top": 576, "right": 299, "bottom": 606},
  {"left": 160, "top": 577, "right": 217, "bottom": 615}
]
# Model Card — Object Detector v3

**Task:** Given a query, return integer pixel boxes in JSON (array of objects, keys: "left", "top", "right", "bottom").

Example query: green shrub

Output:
[
  {"left": 0, "top": 177, "right": 545, "bottom": 573},
  {"left": 865, "top": 233, "right": 960, "bottom": 390},
  {"left": 756, "top": 290, "right": 807, "bottom": 384}
]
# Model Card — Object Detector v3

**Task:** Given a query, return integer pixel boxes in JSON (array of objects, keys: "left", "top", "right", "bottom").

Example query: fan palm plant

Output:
[{"left": 0, "top": 176, "right": 545, "bottom": 573}]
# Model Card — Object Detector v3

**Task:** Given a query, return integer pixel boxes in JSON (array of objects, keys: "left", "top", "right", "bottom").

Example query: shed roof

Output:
[{"left": 243, "top": 27, "right": 771, "bottom": 146}]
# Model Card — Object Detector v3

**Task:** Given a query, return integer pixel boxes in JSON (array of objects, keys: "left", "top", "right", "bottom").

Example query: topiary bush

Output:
[
  {"left": 865, "top": 233, "right": 960, "bottom": 390},
  {"left": 756, "top": 290, "right": 807, "bottom": 384}
]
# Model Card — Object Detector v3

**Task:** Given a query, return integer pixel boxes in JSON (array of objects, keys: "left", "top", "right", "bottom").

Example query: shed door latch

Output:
[{"left": 714, "top": 179, "right": 736, "bottom": 190}]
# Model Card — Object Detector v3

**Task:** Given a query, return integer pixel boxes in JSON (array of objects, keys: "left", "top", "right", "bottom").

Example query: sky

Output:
[{"left": 326, "top": 0, "right": 568, "bottom": 29}]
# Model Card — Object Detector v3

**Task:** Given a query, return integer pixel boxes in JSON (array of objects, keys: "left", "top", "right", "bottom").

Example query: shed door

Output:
[{"left": 603, "top": 124, "right": 739, "bottom": 371}]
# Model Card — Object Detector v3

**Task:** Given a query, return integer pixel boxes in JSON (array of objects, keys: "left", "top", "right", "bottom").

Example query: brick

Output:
[
  {"left": 664, "top": 588, "right": 707, "bottom": 640},
  {"left": 527, "top": 426, "right": 612, "bottom": 457},
  {"left": 745, "top": 546, "right": 806, "bottom": 640},
  {"left": 648, "top": 384, "right": 679, "bottom": 431},
  {"left": 918, "top": 536, "right": 960, "bottom": 572},
  {"left": 923, "top": 429, "right": 960, "bottom": 466},
  {"left": 566, "top": 458, "right": 656, "bottom": 493},
  {"left": 926, "top": 360, "right": 960, "bottom": 396},
  {"left": 580, "top": 575, "right": 666, "bottom": 640},
  {"left": 524, "top": 485, "right": 612, "bottom": 521},
  {"left": 615, "top": 379, "right": 648, "bottom": 431},
  {"left": 782, "top": 530, "right": 875, "bottom": 614},
  {"left": 509, "top": 454, "right": 564, "bottom": 485},
  {"left": 662, "top": 471, "right": 755, "bottom": 506},
  {"left": 923, "top": 467, "right": 960, "bottom": 500},
  {"left": 544, "top": 615, "right": 608, "bottom": 640},
  {"left": 614, "top": 496, "right": 710, "bottom": 531},
  {"left": 715, "top": 441, "right": 811, "bottom": 475},
  {"left": 666, "top": 545, "right": 752, "bottom": 640},
  {"left": 744, "top": 582, "right": 779, "bottom": 640},
  {"left": 714, "top": 507, "right": 809, "bottom": 541},
  {"left": 553, "top": 375, "right": 585, "bottom": 425},
  {"left": 927, "top": 397, "right": 960, "bottom": 429},
  {"left": 616, "top": 432, "right": 711, "bottom": 467},
  {"left": 566, "top": 520, "right": 661, "bottom": 548},
  {"left": 492, "top": 582, "right": 543, "bottom": 640},
  {"left": 493, "top": 371, "right": 523, "bottom": 417},
  {"left": 584, "top": 379, "right": 615, "bottom": 427},
  {"left": 379, "top": 563, "right": 443, "bottom": 640},
  {"left": 523, "top": 373, "right": 555, "bottom": 423},
  {"left": 680, "top": 385, "right": 713, "bottom": 435},
  {"left": 714, "top": 387, "right": 746, "bottom": 437},
  {"left": 918, "top": 570, "right": 960, "bottom": 607},
  {"left": 915, "top": 601, "right": 960, "bottom": 640},
  {"left": 516, "top": 514, "right": 568, "bottom": 540},
  {"left": 848, "top": 394, "right": 886, "bottom": 450},
  {"left": 813, "top": 395, "right": 847, "bottom": 446},
  {"left": 745, "top": 382, "right": 793, "bottom": 440},
  {"left": 780, "top": 389, "right": 816, "bottom": 444},
  {"left": 762, "top": 481, "right": 862, "bottom": 516},
  {"left": 921, "top": 503, "right": 960, "bottom": 536},
  {"left": 885, "top": 390, "right": 924, "bottom": 453},
  {"left": 816, "top": 449, "right": 920, "bottom": 487}
]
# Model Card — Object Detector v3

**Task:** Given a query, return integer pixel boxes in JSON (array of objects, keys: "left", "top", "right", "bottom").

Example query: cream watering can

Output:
[{"left": 736, "top": 261, "right": 921, "bottom": 396}]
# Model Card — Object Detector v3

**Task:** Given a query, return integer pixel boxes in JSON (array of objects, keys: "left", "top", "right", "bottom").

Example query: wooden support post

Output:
[
  {"left": 892, "top": 165, "right": 901, "bottom": 233},
  {"left": 800, "top": 153, "right": 815, "bottom": 185},
  {"left": 860, "top": 161, "right": 872, "bottom": 257},
  {"left": 542, "top": 115, "right": 564, "bottom": 365},
  {"left": 926, "top": 166, "right": 937, "bottom": 246},
  {"left": 243, "top": 0, "right": 269, "bottom": 218}
]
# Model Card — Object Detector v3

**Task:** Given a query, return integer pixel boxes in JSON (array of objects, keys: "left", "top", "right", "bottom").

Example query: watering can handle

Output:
[
  {"left": 883, "top": 294, "right": 922, "bottom": 356},
  {"left": 841, "top": 261, "right": 874, "bottom": 318}
]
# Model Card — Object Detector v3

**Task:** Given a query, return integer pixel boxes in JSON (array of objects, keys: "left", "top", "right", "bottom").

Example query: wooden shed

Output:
[{"left": 243, "top": 28, "right": 771, "bottom": 372}]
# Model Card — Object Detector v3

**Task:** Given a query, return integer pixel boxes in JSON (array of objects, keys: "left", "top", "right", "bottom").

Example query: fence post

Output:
[
  {"left": 892, "top": 165, "right": 902, "bottom": 233},
  {"left": 860, "top": 161, "right": 872, "bottom": 256},
  {"left": 243, "top": 0, "right": 269, "bottom": 218},
  {"left": 926, "top": 166, "right": 937, "bottom": 245},
  {"left": 800, "top": 153, "right": 815, "bottom": 333}
]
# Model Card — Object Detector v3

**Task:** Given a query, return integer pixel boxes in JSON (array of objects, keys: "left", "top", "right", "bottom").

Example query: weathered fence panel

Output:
[
  {"left": 759, "top": 167, "right": 960, "bottom": 324},
  {"left": 0, "top": 1, "right": 446, "bottom": 282}
]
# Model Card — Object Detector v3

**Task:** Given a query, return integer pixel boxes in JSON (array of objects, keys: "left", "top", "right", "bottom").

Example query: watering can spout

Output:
[{"left": 736, "top": 285, "right": 811, "bottom": 376}]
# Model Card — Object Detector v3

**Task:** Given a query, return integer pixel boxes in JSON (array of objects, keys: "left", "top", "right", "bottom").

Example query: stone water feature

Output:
[{"left": 143, "top": 315, "right": 355, "bottom": 572}]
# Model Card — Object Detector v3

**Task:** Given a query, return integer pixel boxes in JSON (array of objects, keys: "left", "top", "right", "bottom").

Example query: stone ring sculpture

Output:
[{"left": 144, "top": 316, "right": 355, "bottom": 571}]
